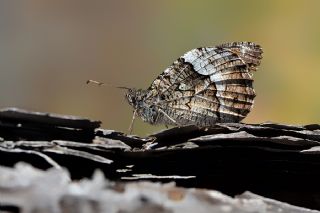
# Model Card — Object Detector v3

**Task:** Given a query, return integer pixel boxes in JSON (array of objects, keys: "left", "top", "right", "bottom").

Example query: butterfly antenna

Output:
[{"left": 86, "top": 80, "right": 130, "bottom": 90}]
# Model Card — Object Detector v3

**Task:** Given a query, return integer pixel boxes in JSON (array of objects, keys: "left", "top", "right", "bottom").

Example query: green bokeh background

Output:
[{"left": 0, "top": 1, "right": 319, "bottom": 136}]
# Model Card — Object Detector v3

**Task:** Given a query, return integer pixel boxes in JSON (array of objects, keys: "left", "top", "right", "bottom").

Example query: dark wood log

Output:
[
  {"left": 1, "top": 107, "right": 320, "bottom": 211},
  {"left": 0, "top": 163, "right": 318, "bottom": 213}
]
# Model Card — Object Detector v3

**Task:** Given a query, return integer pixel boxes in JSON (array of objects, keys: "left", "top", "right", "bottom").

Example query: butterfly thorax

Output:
[{"left": 125, "top": 88, "right": 159, "bottom": 124}]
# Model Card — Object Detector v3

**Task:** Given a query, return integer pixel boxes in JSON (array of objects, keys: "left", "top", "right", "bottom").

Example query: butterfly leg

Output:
[
  {"left": 128, "top": 109, "right": 137, "bottom": 135},
  {"left": 158, "top": 109, "right": 181, "bottom": 127},
  {"left": 154, "top": 111, "right": 170, "bottom": 129}
]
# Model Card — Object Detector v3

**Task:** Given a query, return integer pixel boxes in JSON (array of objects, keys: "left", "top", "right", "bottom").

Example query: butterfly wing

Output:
[{"left": 147, "top": 42, "right": 263, "bottom": 126}]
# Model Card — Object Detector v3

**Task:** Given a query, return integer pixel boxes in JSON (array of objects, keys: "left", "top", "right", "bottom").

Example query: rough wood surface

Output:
[
  {"left": 1, "top": 108, "right": 320, "bottom": 211},
  {"left": 1, "top": 163, "right": 318, "bottom": 213}
]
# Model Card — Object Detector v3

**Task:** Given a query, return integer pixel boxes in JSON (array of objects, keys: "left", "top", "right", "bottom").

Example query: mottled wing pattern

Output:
[{"left": 147, "top": 42, "right": 263, "bottom": 126}]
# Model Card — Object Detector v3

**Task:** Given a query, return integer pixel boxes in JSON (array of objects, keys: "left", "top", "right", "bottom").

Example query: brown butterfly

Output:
[
  {"left": 88, "top": 42, "right": 263, "bottom": 133},
  {"left": 124, "top": 42, "right": 263, "bottom": 132}
]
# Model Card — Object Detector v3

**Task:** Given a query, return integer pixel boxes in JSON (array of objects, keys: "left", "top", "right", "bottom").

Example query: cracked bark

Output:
[{"left": 1, "top": 107, "right": 320, "bottom": 212}]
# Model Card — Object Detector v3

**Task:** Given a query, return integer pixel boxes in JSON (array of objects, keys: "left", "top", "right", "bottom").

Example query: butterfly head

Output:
[
  {"left": 125, "top": 88, "right": 145, "bottom": 109},
  {"left": 125, "top": 88, "right": 159, "bottom": 124}
]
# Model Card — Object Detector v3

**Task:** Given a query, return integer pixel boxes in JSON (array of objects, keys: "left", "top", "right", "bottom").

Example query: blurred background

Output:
[{"left": 0, "top": 0, "right": 319, "bottom": 136}]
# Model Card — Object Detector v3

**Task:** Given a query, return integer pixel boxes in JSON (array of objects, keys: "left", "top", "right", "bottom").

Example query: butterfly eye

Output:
[{"left": 131, "top": 97, "right": 136, "bottom": 104}]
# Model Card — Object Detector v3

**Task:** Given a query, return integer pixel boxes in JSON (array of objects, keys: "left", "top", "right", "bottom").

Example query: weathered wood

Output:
[
  {"left": 1, "top": 108, "right": 320, "bottom": 211},
  {"left": 1, "top": 163, "right": 318, "bottom": 213}
]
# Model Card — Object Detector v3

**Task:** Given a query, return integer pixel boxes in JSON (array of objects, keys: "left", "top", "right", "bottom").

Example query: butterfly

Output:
[{"left": 124, "top": 42, "right": 263, "bottom": 132}]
